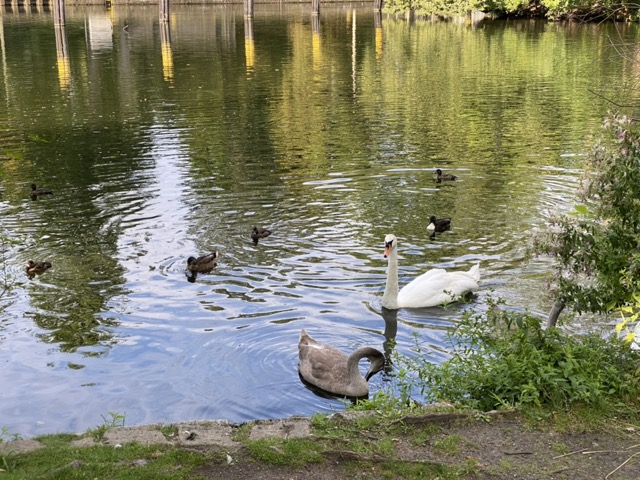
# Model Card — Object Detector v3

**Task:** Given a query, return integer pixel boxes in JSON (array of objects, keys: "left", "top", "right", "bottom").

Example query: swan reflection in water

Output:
[
  {"left": 297, "top": 308, "right": 398, "bottom": 400},
  {"left": 381, "top": 307, "right": 398, "bottom": 373}
]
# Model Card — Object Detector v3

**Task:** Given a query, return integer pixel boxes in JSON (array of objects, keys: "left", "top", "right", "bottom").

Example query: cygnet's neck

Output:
[
  {"left": 345, "top": 351, "right": 370, "bottom": 397},
  {"left": 382, "top": 248, "right": 400, "bottom": 309}
]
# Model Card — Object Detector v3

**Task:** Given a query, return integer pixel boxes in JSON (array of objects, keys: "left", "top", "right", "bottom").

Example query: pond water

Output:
[{"left": 1, "top": 3, "right": 639, "bottom": 438}]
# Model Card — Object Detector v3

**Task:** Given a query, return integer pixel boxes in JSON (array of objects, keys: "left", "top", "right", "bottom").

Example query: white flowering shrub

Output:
[{"left": 531, "top": 113, "right": 640, "bottom": 332}]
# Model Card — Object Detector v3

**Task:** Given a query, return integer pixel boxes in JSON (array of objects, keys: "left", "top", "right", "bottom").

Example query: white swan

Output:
[
  {"left": 381, "top": 234, "right": 480, "bottom": 309},
  {"left": 298, "top": 330, "right": 385, "bottom": 398}
]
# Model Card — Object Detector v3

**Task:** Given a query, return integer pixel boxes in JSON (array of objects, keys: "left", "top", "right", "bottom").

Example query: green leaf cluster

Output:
[
  {"left": 383, "top": 0, "right": 639, "bottom": 20},
  {"left": 530, "top": 113, "right": 640, "bottom": 318},
  {"left": 394, "top": 306, "right": 640, "bottom": 411},
  {"left": 414, "top": 0, "right": 487, "bottom": 18}
]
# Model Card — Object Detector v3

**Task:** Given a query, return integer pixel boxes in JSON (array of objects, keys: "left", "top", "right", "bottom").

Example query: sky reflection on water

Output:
[{"left": 0, "top": 5, "right": 635, "bottom": 437}]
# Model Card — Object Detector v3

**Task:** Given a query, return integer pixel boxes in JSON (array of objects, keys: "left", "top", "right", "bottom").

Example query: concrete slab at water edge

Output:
[
  {"left": 248, "top": 417, "right": 312, "bottom": 441},
  {"left": 0, "top": 439, "right": 45, "bottom": 455},
  {"left": 0, "top": 417, "right": 310, "bottom": 454}
]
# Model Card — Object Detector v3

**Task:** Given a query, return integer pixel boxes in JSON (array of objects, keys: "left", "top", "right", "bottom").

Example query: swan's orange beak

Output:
[{"left": 384, "top": 243, "right": 391, "bottom": 258}]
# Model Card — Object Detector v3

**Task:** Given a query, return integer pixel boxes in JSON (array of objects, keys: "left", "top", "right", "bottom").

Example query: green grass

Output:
[
  {"left": 245, "top": 438, "right": 323, "bottom": 467},
  {"left": 157, "top": 424, "right": 179, "bottom": 440},
  {"left": 550, "top": 441, "right": 569, "bottom": 455},
  {"left": 86, "top": 411, "right": 126, "bottom": 442},
  {"left": 2, "top": 405, "right": 638, "bottom": 480},
  {"left": 433, "top": 434, "right": 464, "bottom": 455},
  {"left": 230, "top": 422, "right": 253, "bottom": 443},
  {"left": 409, "top": 423, "right": 441, "bottom": 446},
  {"left": 0, "top": 441, "right": 215, "bottom": 480},
  {"left": 345, "top": 459, "right": 478, "bottom": 480}
]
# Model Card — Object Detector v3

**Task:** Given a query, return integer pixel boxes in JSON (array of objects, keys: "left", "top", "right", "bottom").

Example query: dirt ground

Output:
[
  {"left": 3, "top": 411, "right": 639, "bottom": 479},
  {"left": 191, "top": 412, "right": 640, "bottom": 479}
]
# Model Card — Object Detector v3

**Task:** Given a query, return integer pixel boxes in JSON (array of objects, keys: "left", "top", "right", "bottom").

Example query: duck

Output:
[
  {"left": 186, "top": 251, "right": 219, "bottom": 273},
  {"left": 381, "top": 234, "right": 480, "bottom": 309},
  {"left": 298, "top": 329, "right": 385, "bottom": 398},
  {"left": 427, "top": 216, "right": 452, "bottom": 233},
  {"left": 251, "top": 227, "right": 271, "bottom": 245},
  {"left": 26, "top": 260, "right": 52, "bottom": 276},
  {"left": 30, "top": 184, "right": 53, "bottom": 195},
  {"left": 435, "top": 169, "right": 458, "bottom": 182}
]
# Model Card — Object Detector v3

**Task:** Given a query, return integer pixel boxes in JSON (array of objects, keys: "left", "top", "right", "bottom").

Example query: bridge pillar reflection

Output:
[
  {"left": 160, "top": 0, "right": 169, "bottom": 23},
  {"left": 53, "top": 0, "right": 65, "bottom": 26},
  {"left": 244, "top": 0, "right": 253, "bottom": 18}
]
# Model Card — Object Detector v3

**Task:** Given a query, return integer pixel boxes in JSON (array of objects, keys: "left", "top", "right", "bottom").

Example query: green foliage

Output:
[
  {"left": 384, "top": 0, "right": 486, "bottom": 17},
  {"left": 616, "top": 292, "right": 640, "bottom": 344},
  {"left": 384, "top": 0, "right": 638, "bottom": 19},
  {"left": 0, "top": 427, "right": 22, "bottom": 443},
  {"left": 384, "top": 0, "right": 414, "bottom": 15},
  {"left": 87, "top": 411, "right": 126, "bottom": 442},
  {"left": 414, "top": 0, "right": 486, "bottom": 17},
  {"left": 0, "top": 427, "right": 22, "bottom": 473},
  {"left": 393, "top": 306, "right": 640, "bottom": 411},
  {"left": 539, "top": 0, "right": 571, "bottom": 17},
  {"left": 531, "top": 113, "right": 640, "bottom": 320}
]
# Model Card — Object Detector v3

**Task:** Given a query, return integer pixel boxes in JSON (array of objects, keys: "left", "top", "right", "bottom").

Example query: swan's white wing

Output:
[
  {"left": 467, "top": 263, "right": 481, "bottom": 282},
  {"left": 398, "top": 268, "right": 479, "bottom": 308}
]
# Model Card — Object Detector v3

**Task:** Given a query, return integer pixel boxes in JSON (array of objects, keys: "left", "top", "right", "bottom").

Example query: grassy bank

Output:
[{"left": 1, "top": 406, "right": 639, "bottom": 479}]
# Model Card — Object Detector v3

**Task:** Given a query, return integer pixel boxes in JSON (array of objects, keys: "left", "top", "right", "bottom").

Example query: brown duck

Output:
[
  {"left": 251, "top": 227, "right": 272, "bottom": 245},
  {"left": 435, "top": 169, "right": 458, "bottom": 182},
  {"left": 186, "top": 251, "right": 219, "bottom": 273},
  {"left": 26, "top": 260, "right": 52, "bottom": 276}
]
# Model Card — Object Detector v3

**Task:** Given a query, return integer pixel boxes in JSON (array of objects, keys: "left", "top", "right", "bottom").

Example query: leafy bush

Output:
[
  {"left": 384, "top": 0, "right": 414, "bottom": 15},
  {"left": 530, "top": 113, "right": 640, "bottom": 327},
  {"left": 413, "top": 0, "right": 486, "bottom": 17},
  {"left": 393, "top": 306, "right": 640, "bottom": 411},
  {"left": 383, "top": 0, "right": 638, "bottom": 19}
]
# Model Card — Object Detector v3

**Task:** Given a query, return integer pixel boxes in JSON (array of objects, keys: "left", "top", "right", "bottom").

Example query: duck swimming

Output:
[
  {"left": 26, "top": 260, "right": 52, "bottom": 276},
  {"left": 427, "top": 216, "right": 452, "bottom": 233},
  {"left": 186, "top": 251, "right": 219, "bottom": 273},
  {"left": 298, "top": 329, "right": 385, "bottom": 398},
  {"left": 251, "top": 227, "right": 271, "bottom": 245},
  {"left": 381, "top": 234, "right": 480, "bottom": 309},
  {"left": 435, "top": 169, "right": 458, "bottom": 182},
  {"left": 30, "top": 184, "right": 53, "bottom": 195}
]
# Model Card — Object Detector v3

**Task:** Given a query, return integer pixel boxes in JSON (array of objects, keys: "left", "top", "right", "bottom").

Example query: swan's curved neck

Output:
[
  {"left": 346, "top": 348, "right": 378, "bottom": 396},
  {"left": 382, "top": 248, "right": 400, "bottom": 309},
  {"left": 346, "top": 353, "right": 366, "bottom": 383}
]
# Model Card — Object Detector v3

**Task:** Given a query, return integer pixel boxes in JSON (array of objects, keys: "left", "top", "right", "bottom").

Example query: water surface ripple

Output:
[{"left": 0, "top": 5, "right": 635, "bottom": 437}]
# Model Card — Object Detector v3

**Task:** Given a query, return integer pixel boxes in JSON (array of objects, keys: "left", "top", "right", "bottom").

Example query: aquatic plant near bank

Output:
[{"left": 357, "top": 305, "right": 640, "bottom": 413}]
